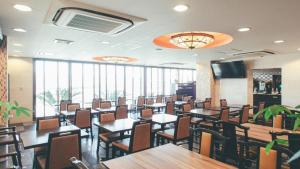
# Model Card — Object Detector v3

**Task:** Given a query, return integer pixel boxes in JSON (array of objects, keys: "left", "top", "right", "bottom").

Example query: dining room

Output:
[{"left": 1, "top": 0, "right": 300, "bottom": 169}]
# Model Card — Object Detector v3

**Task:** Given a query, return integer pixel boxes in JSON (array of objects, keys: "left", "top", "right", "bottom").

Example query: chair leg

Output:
[
  {"left": 105, "top": 142, "right": 109, "bottom": 160},
  {"left": 97, "top": 137, "right": 100, "bottom": 155},
  {"left": 188, "top": 136, "right": 193, "bottom": 151},
  {"left": 90, "top": 127, "right": 94, "bottom": 141},
  {"left": 12, "top": 155, "right": 18, "bottom": 167},
  {"left": 156, "top": 135, "right": 160, "bottom": 146},
  {"left": 112, "top": 146, "right": 116, "bottom": 158}
]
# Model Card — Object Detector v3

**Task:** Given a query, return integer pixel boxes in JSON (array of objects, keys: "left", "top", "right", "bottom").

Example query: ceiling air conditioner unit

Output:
[
  {"left": 221, "top": 50, "right": 276, "bottom": 62},
  {"left": 46, "top": 0, "right": 146, "bottom": 35}
]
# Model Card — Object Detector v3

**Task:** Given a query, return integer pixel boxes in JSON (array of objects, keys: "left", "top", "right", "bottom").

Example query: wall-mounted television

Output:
[{"left": 211, "top": 61, "right": 246, "bottom": 79}]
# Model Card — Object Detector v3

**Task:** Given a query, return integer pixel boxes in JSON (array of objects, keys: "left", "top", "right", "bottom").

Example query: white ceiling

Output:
[{"left": 1, "top": 0, "right": 300, "bottom": 68}]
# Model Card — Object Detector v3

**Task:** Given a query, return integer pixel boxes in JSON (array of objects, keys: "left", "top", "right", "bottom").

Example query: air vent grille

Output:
[{"left": 67, "top": 14, "right": 122, "bottom": 33}]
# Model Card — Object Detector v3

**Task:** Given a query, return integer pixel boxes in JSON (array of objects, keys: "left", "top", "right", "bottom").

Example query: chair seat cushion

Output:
[
  {"left": 191, "top": 117, "right": 202, "bottom": 124},
  {"left": 99, "top": 132, "right": 121, "bottom": 142},
  {"left": 112, "top": 138, "right": 130, "bottom": 152},
  {"left": 157, "top": 129, "right": 175, "bottom": 139},
  {"left": 37, "top": 156, "right": 46, "bottom": 169}
]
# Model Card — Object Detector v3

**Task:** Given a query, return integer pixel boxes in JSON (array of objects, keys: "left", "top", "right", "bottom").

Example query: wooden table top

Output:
[
  {"left": 238, "top": 123, "right": 300, "bottom": 142},
  {"left": 190, "top": 109, "right": 220, "bottom": 117},
  {"left": 141, "top": 114, "right": 177, "bottom": 125},
  {"left": 208, "top": 107, "right": 241, "bottom": 112},
  {"left": 20, "top": 125, "right": 87, "bottom": 149},
  {"left": 60, "top": 109, "right": 99, "bottom": 116},
  {"left": 144, "top": 103, "right": 166, "bottom": 108},
  {"left": 94, "top": 118, "right": 136, "bottom": 133},
  {"left": 103, "top": 144, "right": 237, "bottom": 169},
  {"left": 227, "top": 104, "right": 253, "bottom": 109},
  {"left": 96, "top": 107, "right": 116, "bottom": 113}
]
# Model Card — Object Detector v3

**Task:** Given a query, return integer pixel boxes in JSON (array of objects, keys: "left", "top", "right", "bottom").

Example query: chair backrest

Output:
[
  {"left": 137, "top": 96, "right": 145, "bottom": 107},
  {"left": 239, "top": 105, "right": 250, "bottom": 124},
  {"left": 129, "top": 121, "right": 152, "bottom": 153},
  {"left": 92, "top": 98, "right": 101, "bottom": 109},
  {"left": 258, "top": 147, "right": 277, "bottom": 169},
  {"left": 198, "top": 128, "right": 228, "bottom": 159},
  {"left": 172, "top": 95, "right": 177, "bottom": 102},
  {"left": 99, "top": 113, "right": 115, "bottom": 123},
  {"left": 165, "top": 102, "right": 174, "bottom": 114},
  {"left": 273, "top": 115, "right": 283, "bottom": 129},
  {"left": 141, "top": 108, "right": 153, "bottom": 118},
  {"left": 117, "top": 97, "right": 126, "bottom": 106},
  {"left": 67, "top": 103, "right": 80, "bottom": 112},
  {"left": 60, "top": 100, "right": 72, "bottom": 111},
  {"left": 182, "top": 103, "right": 192, "bottom": 112},
  {"left": 219, "top": 107, "right": 230, "bottom": 122},
  {"left": 156, "top": 95, "right": 163, "bottom": 103},
  {"left": 182, "top": 96, "right": 189, "bottom": 102},
  {"left": 203, "top": 101, "right": 211, "bottom": 109},
  {"left": 115, "top": 105, "right": 128, "bottom": 119},
  {"left": 175, "top": 114, "right": 191, "bottom": 140},
  {"left": 165, "top": 97, "right": 172, "bottom": 103},
  {"left": 36, "top": 117, "right": 60, "bottom": 130},
  {"left": 205, "top": 98, "right": 212, "bottom": 102},
  {"left": 74, "top": 108, "right": 91, "bottom": 129},
  {"left": 146, "top": 98, "right": 154, "bottom": 105},
  {"left": 100, "top": 101, "right": 111, "bottom": 109},
  {"left": 258, "top": 102, "right": 265, "bottom": 112},
  {"left": 220, "top": 99, "right": 227, "bottom": 108},
  {"left": 46, "top": 130, "right": 81, "bottom": 169}
]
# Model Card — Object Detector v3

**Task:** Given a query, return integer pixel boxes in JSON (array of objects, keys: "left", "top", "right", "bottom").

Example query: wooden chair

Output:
[
  {"left": 194, "top": 127, "right": 228, "bottom": 161},
  {"left": 74, "top": 108, "right": 93, "bottom": 138},
  {"left": 165, "top": 102, "right": 175, "bottom": 115},
  {"left": 141, "top": 108, "right": 153, "bottom": 118},
  {"left": 37, "top": 129, "right": 81, "bottom": 169},
  {"left": 100, "top": 101, "right": 112, "bottom": 109},
  {"left": 165, "top": 97, "right": 172, "bottom": 103},
  {"left": 254, "top": 102, "right": 265, "bottom": 124},
  {"left": 156, "top": 95, "right": 163, "bottom": 103},
  {"left": 146, "top": 98, "right": 154, "bottom": 105},
  {"left": 59, "top": 100, "right": 71, "bottom": 111},
  {"left": 239, "top": 141, "right": 293, "bottom": 169},
  {"left": 230, "top": 105, "right": 250, "bottom": 124},
  {"left": 67, "top": 103, "right": 80, "bottom": 112},
  {"left": 220, "top": 99, "right": 227, "bottom": 108},
  {"left": 0, "top": 126, "right": 22, "bottom": 168},
  {"left": 182, "top": 103, "right": 202, "bottom": 125},
  {"left": 203, "top": 100, "right": 211, "bottom": 109},
  {"left": 115, "top": 105, "right": 128, "bottom": 119},
  {"left": 272, "top": 114, "right": 284, "bottom": 129},
  {"left": 199, "top": 107, "right": 230, "bottom": 129},
  {"left": 171, "top": 95, "right": 177, "bottom": 102},
  {"left": 182, "top": 96, "right": 189, "bottom": 102},
  {"left": 270, "top": 132, "right": 300, "bottom": 169},
  {"left": 97, "top": 113, "right": 121, "bottom": 160},
  {"left": 117, "top": 97, "right": 126, "bottom": 106},
  {"left": 136, "top": 96, "right": 145, "bottom": 112},
  {"left": 112, "top": 120, "right": 152, "bottom": 157},
  {"left": 92, "top": 98, "right": 101, "bottom": 110},
  {"left": 156, "top": 114, "right": 193, "bottom": 150},
  {"left": 34, "top": 117, "right": 61, "bottom": 168}
]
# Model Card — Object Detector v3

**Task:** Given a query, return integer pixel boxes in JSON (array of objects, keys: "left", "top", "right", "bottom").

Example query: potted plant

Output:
[
  {"left": 254, "top": 104, "right": 300, "bottom": 162},
  {"left": 0, "top": 101, "right": 31, "bottom": 125}
]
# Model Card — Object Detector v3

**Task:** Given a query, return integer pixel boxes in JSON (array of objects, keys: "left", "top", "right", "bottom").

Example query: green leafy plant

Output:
[
  {"left": 37, "top": 88, "right": 80, "bottom": 107},
  {"left": 253, "top": 104, "right": 300, "bottom": 162},
  {"left": 0, "top": 101, "right": 31, "bottom": 121}
]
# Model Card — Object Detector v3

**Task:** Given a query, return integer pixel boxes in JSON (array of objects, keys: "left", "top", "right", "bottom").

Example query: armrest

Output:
[{"left": 0, "top": 126, "right": 16, "bottom": 131}]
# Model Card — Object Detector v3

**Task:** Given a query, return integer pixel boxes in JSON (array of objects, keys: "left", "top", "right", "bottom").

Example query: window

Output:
[{"left": 34, "top": 59, "right": 195, "bottom": 117}]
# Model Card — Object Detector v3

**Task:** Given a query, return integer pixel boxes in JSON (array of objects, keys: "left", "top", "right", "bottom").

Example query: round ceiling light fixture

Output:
[
  {"left": 274, "top": 40, "right": 285, "bottom": 44},
  {"left": 14, "top": 4, "right": 32, "bottom": 12},
  {"left": 170, "top": 32, "right": 215, "bottom": 49},
  {"left": 13, "top": 28, "right": 27, "bottom": 32},
  {"left": 173, "top": 4, "right": 189, "bottom": 12},
  {"left": 93, "top": 56, "right": 138, "bottom": 63},
  {"left": 238, "top": 27, "right": 251, "bottom": 32}
]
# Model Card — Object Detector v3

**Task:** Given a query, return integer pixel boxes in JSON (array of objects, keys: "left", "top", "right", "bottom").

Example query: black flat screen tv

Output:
[{"left": 211, "top": 61, "right": 246, "bottom": 79}]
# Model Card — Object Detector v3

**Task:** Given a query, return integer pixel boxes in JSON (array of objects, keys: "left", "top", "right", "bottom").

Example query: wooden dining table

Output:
[
  {"left": 190, "top": 108, "right": 240, "bottom": 119},
  {"left": 103, "top": 143, "right": 237, "bottom": 169},
  {"left": 96, "top": 107, "right": 117, "bottom": 113},
  {"left": 238, "top": 123, "right": 300, "bottom": 142},
  {"left": 144, "top": 103, "right": 166, "bottom": 112},
  {"left": 20, "top": 125, "right": 88, "bottom": 149},
  {"left": 141, "top": 114, "right": 177, "bottom": 129},
  {"left": 94, "top": 118, "right": 136, "bottom": 134},
  {"left": 60, "top": 109, "right": 100, "bottom": 117}
]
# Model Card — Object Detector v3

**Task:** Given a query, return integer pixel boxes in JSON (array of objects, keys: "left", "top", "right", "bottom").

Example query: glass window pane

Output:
[
  {"left": 71, "top": 63, "right": 83, "bottom": 107},
  {"left": 58, "top": 62, "right": 69, "bottom": 101},
  {"left": 83, "top": 64, "right": 94, "bottom": 107},
  {"left": 126, "top": 66, "right": 133, "bottom": 105},
  {"left": 44, "top": 61, "right": 58, "bottom": 116},
  {"left": 170, "top": 69, "right": 178, "bottom": 94},
  {"left": 100, "top": 65, "right": 106, "bottom": 99},
  {"left": 94, "top": 64, "right": 100, "bottom": 98},
  {"left": 158, "top": 68, "right": 163, "bottom": 95},
  {"left": 152, "top": 68, "right": 158, "bottom": 96},
  {"left": 35, "top": 61, "right": 45, "bottom": 117},
  {"left": 116, "top": 66, "right": 125, "bottom": 97},
  {"left": 146, "top": 68, "right": 152, "bottom": 96},
  {"left": 133, "top": 67, "right": 144, "bottom": 99},
  {"left": 107, "top": 65, "right": 116, "bottom": 101},
  {"left": 193, "top": 70, "right": 197, "bottom": 81},
  {"left": 164, "top": 69, "right": 171, "bottom": 96}
]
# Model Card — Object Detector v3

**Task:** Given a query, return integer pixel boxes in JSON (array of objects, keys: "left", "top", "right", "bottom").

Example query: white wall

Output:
[
  {"left": 219, "top": 79, "right": 248, "bottom": 104},
  {"left": 196, "top": 61, "right": 212, "bottom": 100},
  {"left": 8, "top": 57, "right": 33, "bottom": 124},
  {"left": 253, "top": 53, "right": 300, "bottom": 107}
]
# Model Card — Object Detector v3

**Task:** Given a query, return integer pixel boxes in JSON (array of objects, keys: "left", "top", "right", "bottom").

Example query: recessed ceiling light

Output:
[
  {"left": 173, "top": 4, "right": 189, "bottom": 12},
  {"left": 238, "top": 27, "right": 251, "bottom": 32},
  {"left": 220, "top": 57, "right": 225, "bottom": 60},
  {"left": 13, "top": 43, "right": 23, "bottom": 47},
  {"left": 274, "top": 40, "right": 285, "bottom": 44},
  {"left": 101, "top": 41, "right": 110, "bottom": 44},
  {"left": 13, "top": 4, "right": 32, "bottom": 12},
  {"left": 13, "top": 28, "right": 26, "bottom": 32},
  {"left": 297, "top": 48, "right": 300, "bottom": 51}
]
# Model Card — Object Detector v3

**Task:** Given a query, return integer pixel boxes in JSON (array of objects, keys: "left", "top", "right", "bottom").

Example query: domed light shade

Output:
[{"left": 170, "top": 32, "right": 215, "bottom": 49}]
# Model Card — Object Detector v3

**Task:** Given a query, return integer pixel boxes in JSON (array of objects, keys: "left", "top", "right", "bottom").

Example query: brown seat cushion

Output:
[
  {"left": 157, "top": 129, "right": 175, "bottom": 139},
  {"left": 112, "top": 138, "right": 130, "bottom": 152},
  {"left": 99, "top": 133, "right": 121, "bottom": 142}
]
